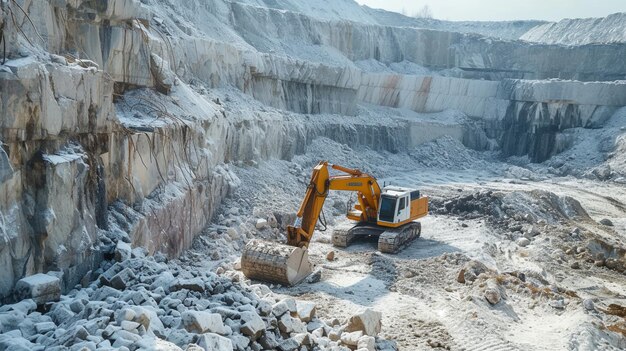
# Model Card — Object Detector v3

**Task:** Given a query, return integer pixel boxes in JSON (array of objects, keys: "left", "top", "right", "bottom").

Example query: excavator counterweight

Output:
[{"left": 241, "top": 161, "right": 428, "bottom": 285}]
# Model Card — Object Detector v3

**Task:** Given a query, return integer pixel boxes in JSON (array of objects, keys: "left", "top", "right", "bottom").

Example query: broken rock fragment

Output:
[
  {"left": 278, "top": 313, "right": 307, "bottom": 334},
  {"left": 326, "top": 251, "right": 335, "bottom": 261},
  {"left": 239, "top": 311, "right": 266, "bottom": 339},
  {"left": 277, "top": 336, "right": 300, "bottom": 351},
  {"left": 341, "top": 330, "right": 363, "bottom": 346},
  {"left": 197, "top": 333, "right": 233, "bottom": 351},
  {"left": 267, "top": 214, "right": 278, "bottom": 228},
  {"left": 599, "top": 218, "right": 614, "bottom": 226},
  {"left": 255, "top": 218, "right": 268, "bottom": 229},
  {"left": 173, "top": 277, "right": 206, "bottom": 293},
  {"left": 114, "top": 241, "right": 132, "bottom": 262},
  {"left": 110, "top": 268, "right": 136, "bottom": 290},
  {"left": 358, "top": 335, "right": 376, "bottom": 351},
  {"left": 484, "top": 278, "right": 504, "bottom": 305},
  {"left": 458, "top": 260, "right": 492, "bottom": 284},
  {"left": 181, "top": 311, "right": 229, "bottom": 335},
  {"left": 484, "top": 288, "right": 501, "bottom": 305},
  {"left": 15, "top": 273, "right": 61, "bottom": 304},
  {"left": 272, "top": 298, "right": 297, "bottom": 317},
  {"left": 344, "top": 308, "right": 382, "bottom": 336},
  {"left": 296, "top": 300, "right": 316, "bottom": 322}
]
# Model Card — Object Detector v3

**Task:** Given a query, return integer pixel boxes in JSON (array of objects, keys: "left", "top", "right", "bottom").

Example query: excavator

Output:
[{"left": 241, "top": 161, "right": 428, "bottom": 285}]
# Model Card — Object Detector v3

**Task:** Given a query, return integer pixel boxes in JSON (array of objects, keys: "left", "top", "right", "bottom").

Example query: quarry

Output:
[{"left": 0, "top": 0, "right": 626, "bottom": 350}]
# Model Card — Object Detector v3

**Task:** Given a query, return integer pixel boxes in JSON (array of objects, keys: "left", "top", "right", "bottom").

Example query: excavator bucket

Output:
[{"left": 241, "top": 240, "right": 313, "bottom": 286}]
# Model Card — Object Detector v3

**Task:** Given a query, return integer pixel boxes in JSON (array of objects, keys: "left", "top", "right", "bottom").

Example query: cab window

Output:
[
  {"left": 398, "top": 197, "right": 405, "bottom": 211},
  {"left": 379, "top": 195, "right": 397, "bottom": 222}
]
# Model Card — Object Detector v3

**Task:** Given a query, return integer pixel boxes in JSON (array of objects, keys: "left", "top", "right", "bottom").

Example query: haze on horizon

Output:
[{"left": 355, "top": 0, "right": 625, "bottom": 22}]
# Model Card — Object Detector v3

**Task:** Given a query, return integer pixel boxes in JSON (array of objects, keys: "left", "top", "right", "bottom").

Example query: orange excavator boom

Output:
[{"left": 286, "top": 161, "right": 381, "bottom": 246}]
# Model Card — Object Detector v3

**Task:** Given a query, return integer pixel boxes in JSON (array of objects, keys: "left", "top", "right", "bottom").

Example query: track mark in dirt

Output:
[
  {"left": 463, "top": 337, "right": 521, "bottom": 351},
  {"left": 384, "top": 317, "right": 456, "bottom": 350}
]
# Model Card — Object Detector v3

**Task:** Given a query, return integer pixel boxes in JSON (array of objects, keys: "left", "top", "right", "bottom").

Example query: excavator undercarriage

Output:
[{"left": 332, "top": 221, "right": 422, "bottom": 253}]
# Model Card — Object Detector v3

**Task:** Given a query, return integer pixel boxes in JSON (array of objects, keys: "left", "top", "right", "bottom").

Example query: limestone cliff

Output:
[{"left": 0, "top": 0, "right": 624, "bottom": 301}]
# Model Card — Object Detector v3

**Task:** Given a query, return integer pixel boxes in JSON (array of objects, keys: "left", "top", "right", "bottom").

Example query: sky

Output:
[{"left": 354, "top": 0, "right": 625, "bottom": 21}]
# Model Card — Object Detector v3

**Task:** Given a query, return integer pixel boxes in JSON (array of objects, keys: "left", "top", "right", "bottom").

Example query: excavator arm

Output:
[{"left": 286, "top": 161, "right": 381, "bottom": 247}]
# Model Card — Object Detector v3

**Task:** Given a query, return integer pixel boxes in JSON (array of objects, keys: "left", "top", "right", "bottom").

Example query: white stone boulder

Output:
[
  {"left": 272, "top": 298, "right": 297, "bottom": 317},
  {"left": 110, "top": 268, "right": 136, "bottom": 290},
  {"left": 344, "top": 309, "right": 382, "bottom": 336},
  {"left": 131, "top": 306, "right": 165, "bottom": 336},
  {"left": 328, "top": 329, "right": 341, "bottom": 342},
  {"left": 357, "top": 335, "right": 376, "bottom": 351},
  {"left": 484, "top": 278, "right": 504, "bottom": 305},
  {"left": 239, "top": 311, "right": 265, "bottom": 339},
  {"left": 135, "top": 337, "right": 183, "bottom": 351},
  {"left": 484, "top": 288, "right": 501, "bottom": 305},
  {"left": 517, "top": 238, "right": 530, "bottom": 247},
  {"left": 296, "top": 300, "right": 316, "bottom": 322},
  {"left": 278, "top": 314, "right": 307, "bottom": 334},
  {"left": 340, "top": 330, "right": 363, "bottom": 346},
  {"left": 292, "top": 333, "right": 312, "bottom": 347},
  {"left": 277, "top": 337, "right": 300, "bottom": 351},
  {"left": 0, "top": 330, "right": 37, "bottom": 351},
  {"left": 255, "top": 219, "right": 268, "bottom": 230},
  {"left": 227, "top": 228, "right": 239, "bottom": 240},
  {"left": 181, "top": 311, "right": 228, "bottom": 335},
  {"left": 121, "top": 320, "right": 140, "bottom": 331},
  {"left": 228, "top": 334, "right": 250, "bottom": 350},
  {"left": 35, "top": 322, "right": 56, "bottom": 334},
  {"left": 197, "top": 333, "right": 233, "bottom": 351},
  {"left": 15, "top": 273, "right": 61, "bottom": 304},
  {"left": 115, "top": 241, "right": 132, "bottom": 262}
]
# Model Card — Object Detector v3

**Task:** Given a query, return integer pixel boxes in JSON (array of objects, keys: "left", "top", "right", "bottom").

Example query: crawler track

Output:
[{"left": 331, "top": 221, "right": 422, "bottom": 253}]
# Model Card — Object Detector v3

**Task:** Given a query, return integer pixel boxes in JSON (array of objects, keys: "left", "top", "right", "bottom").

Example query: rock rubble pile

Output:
[{"left": 0, "top": 245, "right": 392, "bottom": 351}]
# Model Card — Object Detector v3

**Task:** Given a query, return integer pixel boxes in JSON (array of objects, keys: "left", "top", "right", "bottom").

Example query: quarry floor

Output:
[
  {"left": 295, "top": 177, "right": 626, "bottom": 351},
  {"left": 187, "top": 139, "right": 626, "bottom": 350}
]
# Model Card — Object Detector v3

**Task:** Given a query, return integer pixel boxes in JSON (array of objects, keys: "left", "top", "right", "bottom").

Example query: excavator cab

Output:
[{"left": 377, "top": 186, "right": 428, "bottom": 226}]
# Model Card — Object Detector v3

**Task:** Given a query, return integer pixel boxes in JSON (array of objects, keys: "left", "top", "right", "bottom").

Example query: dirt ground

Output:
[{"left": 237, "top": 166, "right": 626, "bottom": 350}]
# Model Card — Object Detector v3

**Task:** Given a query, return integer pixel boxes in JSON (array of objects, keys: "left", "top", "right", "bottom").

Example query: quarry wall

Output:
[{"left": 0, "top": 0, "right": 624, "bottom": 300}]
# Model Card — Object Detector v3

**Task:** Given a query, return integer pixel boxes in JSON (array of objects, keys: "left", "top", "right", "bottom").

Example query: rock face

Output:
[
  {"left": 520, "top": 13, "right": 626, "bottom": 45},
  {"left": 359, "top": 74, "right": 626, "bottom": 161}
]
